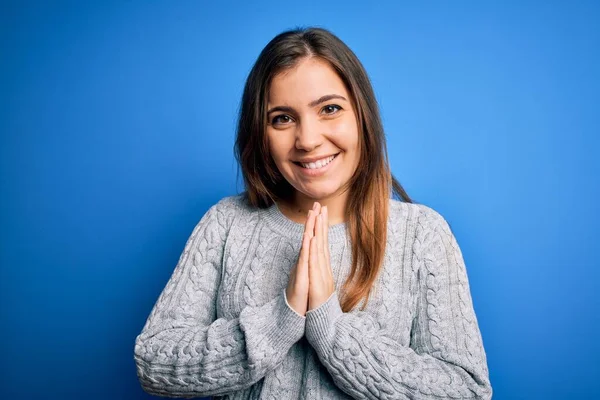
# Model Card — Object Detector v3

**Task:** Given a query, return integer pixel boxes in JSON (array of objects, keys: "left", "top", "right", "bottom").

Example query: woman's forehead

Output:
[{"left": 268, "top": 58, "right": 349, "bottom": 106}]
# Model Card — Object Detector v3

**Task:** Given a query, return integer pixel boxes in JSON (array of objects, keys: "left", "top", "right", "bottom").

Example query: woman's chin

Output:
[{"left": 296, "top": 186, "right": 339, "bottom": 202}]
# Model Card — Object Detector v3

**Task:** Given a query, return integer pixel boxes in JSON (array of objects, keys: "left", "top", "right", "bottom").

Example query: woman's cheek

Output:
[
  {"left": 267, "top": 130, "right": 287, "bottom": 157},
  {"left": 328, "top": 116, "right": 359, "bottom": 145},
  {"left": 328, "top": 117, "right": 346, "bottom": 132}
]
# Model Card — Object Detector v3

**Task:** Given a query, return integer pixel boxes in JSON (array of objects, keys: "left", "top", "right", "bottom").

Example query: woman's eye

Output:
[
  {"left": 322, "top": 104, "right": 342, "bottom": 115},
  {"left": 272, "top": 115, "right": 292, "bottom": 125}
]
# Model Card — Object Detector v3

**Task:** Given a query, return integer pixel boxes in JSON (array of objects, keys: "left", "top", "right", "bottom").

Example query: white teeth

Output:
[{"left": 300, "top": 155, "right": 335, "bottom": 169}]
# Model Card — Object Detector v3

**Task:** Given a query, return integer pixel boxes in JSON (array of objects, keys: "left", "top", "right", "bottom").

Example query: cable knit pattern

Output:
[{"left": 134, "top": 195, "right": 492, "bottom": 399}]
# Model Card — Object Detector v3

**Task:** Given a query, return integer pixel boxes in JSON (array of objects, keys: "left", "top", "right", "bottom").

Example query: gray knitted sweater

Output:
[{"left": 134, "top": 195, "right": 492, "bottom": 399}]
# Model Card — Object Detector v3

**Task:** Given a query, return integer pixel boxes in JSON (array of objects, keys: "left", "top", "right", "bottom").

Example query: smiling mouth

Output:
[{"left": 293, "top": 153, "right": 339, "bottom": 169}]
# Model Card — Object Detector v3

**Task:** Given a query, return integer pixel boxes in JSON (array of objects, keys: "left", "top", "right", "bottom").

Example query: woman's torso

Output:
[{"left": 213, "top": 197, "right": 420, "bottom": 399}]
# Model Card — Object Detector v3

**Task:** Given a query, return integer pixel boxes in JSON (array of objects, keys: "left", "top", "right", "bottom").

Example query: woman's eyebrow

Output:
[
  {"left": 308, "top": 94, "right": 347, "bottom": 107},
  {"left": 267, "top": 105, "right": 294, "bottom": 115},
  {"left": 267, "top": 94, "right": 348, "bottom": 115}
]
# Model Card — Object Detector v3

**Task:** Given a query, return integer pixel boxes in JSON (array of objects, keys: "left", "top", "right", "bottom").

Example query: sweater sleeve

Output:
[
  {"left": 304, "top": 205, "right": 493, "bottom": 399},
  {"left": 133, "top": 198, "right": 306, "bottom": 398}
]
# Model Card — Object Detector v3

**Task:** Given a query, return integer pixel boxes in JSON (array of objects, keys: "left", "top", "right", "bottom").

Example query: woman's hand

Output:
[
  {"left": 285, "top": 202, "right": 336, "bottom": 315},
  {"left": 285, "top": 205, "right": 316, "bottom": 316},
  {"left": 307, "top": 203, "right": 335, "bottom": 311}
]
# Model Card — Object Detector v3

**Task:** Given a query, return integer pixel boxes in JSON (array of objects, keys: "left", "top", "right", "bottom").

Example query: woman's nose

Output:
[{"left": 295, "top": 117, "right": 323, "bottom": 151}]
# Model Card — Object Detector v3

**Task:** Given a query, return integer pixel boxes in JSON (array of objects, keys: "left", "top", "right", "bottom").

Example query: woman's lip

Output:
[{"left": 293, "top": 153, "right": 339, "bottom": 177}]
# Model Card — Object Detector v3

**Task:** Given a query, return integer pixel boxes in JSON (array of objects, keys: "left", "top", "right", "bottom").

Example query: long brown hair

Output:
[{"left": 234, "top": 27, "right": 413, "bottom": 312}]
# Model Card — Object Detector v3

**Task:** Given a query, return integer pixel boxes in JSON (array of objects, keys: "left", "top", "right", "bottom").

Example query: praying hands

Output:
[{"left": 285, "top": 202, "right": 336, "bottom": 316}]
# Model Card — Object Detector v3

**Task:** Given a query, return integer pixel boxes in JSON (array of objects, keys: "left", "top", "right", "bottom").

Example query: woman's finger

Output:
[
  {"left": 313, "top": 202, "right": 321, "bottom": 234},
  {"left": 309, "top": 236, "right": 319, "bottom": 284},
  {"left": 317, "top": 211, "right": 324, "bottom": 254},
  {"left": 298, "top": 211, "right": 312, "bottom": 268},
  {"left": 323, "top": 206, "right": 333, "bottom": 278},
  {"left": 316, "top": 213, "right": 327, "bottom": 275},
  {"left": 305, "top": 208, "right": 317, "bottom": 239},
  {"left": 313, "top": 202, "right": 322, "bottom": 255},
  {"left": 322, "top": 206, "right": 329, "bottom": 255}
]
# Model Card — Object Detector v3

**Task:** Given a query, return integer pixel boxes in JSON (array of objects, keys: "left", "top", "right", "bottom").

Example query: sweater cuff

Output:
[
  {"left": 268, "top": 290, "right": 306, "bottom": 348},
  {"left": 305, "top": 291, "right": 344, "bottom": 355},
  {"left": 240, "top": 289, "right": 306, "bottom": 359}
]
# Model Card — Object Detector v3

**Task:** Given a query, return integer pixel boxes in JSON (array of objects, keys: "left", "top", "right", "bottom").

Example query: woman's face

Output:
[{"left": 266, "top": 57, "right": 360, "bottom": 204}]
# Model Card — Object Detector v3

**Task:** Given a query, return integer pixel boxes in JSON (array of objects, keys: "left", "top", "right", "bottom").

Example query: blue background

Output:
[{"left": 2, "top": 1, "right": 598, "bottom": 399}]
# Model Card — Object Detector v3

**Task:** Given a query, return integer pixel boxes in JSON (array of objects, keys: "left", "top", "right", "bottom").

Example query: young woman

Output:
[{"left": 134, "top": 27, "right": 493, "bottom": 399}]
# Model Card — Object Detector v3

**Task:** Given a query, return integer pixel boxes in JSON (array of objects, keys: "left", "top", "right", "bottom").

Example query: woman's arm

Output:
[
  {"left": 304, "top": 205, "right": 493, "bottom": 399},
  {"left": 133, "top": 199, "right": 305, "bottom": 398}
]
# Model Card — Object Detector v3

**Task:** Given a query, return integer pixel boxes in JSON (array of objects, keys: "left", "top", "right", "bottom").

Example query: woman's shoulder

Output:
[
  {"left": 389, "top": 198, "right": 443, "bottom": 221},
  {"left": 211, "top": 193, "right": 245, "bottom": 212},
  {"left": 204, "top": 194, "right": 243, "bottom": 222},
  {"left": 210, "top": 193, "right": 261, "bottom": 215},
  {"left": 204, "top": 193, "right": 263, "bottom": 226},
  {"left": 388, "top": 198, "right": 452, "bottom": 236}
]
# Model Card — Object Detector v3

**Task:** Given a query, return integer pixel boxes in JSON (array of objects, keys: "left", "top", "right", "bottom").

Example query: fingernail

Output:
[{"left": 313, "top": 202, "right": 318, "bottom": 210}]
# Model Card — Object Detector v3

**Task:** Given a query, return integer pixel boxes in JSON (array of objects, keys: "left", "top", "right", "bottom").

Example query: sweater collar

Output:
[{"left": 263, "top": 202, "right": 349, "bottom": 244}]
